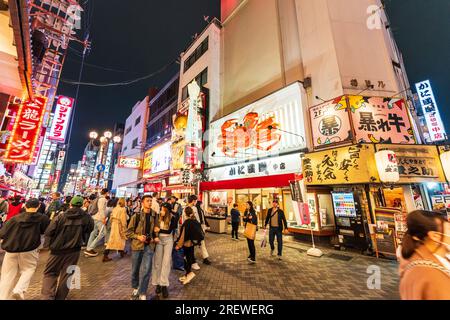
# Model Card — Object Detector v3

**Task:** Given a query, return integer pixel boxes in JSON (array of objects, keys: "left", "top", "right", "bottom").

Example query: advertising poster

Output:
[
  {"left": 350, "top": 96, "right": 415, "bottom": 144},
  {"left": 310, "top": 96, "right": 353, "bottom": 149}
]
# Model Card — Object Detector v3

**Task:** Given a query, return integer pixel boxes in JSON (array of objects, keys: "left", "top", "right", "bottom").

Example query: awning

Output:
[
  {"left": 200, "top": 173, "right": 296, "bottom": 191},
  {"left": 118, "top": 179, "right": 146, "bottom": 188}
]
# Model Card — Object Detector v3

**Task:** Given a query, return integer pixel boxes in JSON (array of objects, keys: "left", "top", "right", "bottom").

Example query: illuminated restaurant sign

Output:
[
  {"left": 415, "top": 80, "right": 447, "bottom": 142},
  {"left": 4, "top": 97, "right": 47, "bottom": 164},
  {"left": 209, "top": 82, "right": 307, "bottom": 167},
  {"left": 118, "top": 156, "right": 142, "bottom": 169},
  {"left": 310, "top": 95, "right": 415, "bottom": 150},
  {"left": 48, "top": 96, "right": 74, "bottom": 143},
  {"left": 143, "top": 142, "right": 171, "bottom": 178}
]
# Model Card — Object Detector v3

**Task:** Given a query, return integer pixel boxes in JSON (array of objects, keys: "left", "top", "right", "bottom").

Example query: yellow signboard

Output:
[
  {"left": 303, "top": 144, "right": 380, "bottom": 185},
  {"left": 142, "top": 149, "right": 153, "bottom": 178},
  {"left": 376, "top": 144, "right": 446, "bottom": 183},
  {"left": 171, "top": 140, "right": 186, "bottom": 170}
]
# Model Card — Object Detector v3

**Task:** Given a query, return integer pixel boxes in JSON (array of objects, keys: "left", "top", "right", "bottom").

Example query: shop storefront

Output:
[{"left": 202, "top": 82, "right": 308, "bottom": 227}]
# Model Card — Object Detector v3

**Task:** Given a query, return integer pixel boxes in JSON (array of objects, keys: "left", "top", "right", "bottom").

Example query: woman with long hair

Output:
[
  {"left": 399, "top": 210, "right": 450, "bottom": 300},
  {"left": 243, "top": 201, "right": 258, "bottom": 263},
  {"left": 103, "top": 198, "right": 128, "bottom": 262},
  {"left": 152, "top": 203, "right": 177, "bottom": 298}
]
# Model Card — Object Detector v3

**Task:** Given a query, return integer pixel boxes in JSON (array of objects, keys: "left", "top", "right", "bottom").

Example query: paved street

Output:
[{"left": 0, "top": 231, "right": 400, "bottom": 300}]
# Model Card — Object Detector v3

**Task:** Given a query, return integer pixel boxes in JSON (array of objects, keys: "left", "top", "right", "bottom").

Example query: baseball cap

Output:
[{"left": 70, "top": 196, "right": 84, "bottom": 207}]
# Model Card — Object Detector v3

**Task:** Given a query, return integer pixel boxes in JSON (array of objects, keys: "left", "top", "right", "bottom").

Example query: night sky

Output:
[{"left": 58, "top": 0, "right": 450, "bottom": 171}]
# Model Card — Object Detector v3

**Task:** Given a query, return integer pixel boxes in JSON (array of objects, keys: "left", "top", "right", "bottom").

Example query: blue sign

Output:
[{"left": 96, "top": 164, "right": 106, "bottom": 172}]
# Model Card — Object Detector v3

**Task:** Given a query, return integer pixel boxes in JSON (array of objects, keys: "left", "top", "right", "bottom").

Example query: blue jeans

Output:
[
  {"left": 87, "top": 220, "right": 106, "bottom": 251},
  {"left": 131, "top": 245, "right": 154, "bottom": 295},
  {"left": 269, "top": 227, "right": 283, "bottom": 256}
]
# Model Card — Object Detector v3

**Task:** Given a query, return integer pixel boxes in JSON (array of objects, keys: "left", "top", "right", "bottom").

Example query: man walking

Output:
[
  {"left": 264, "top": 200, "right": 288, "bottom": 260},
  {"left": 46, "top": 192, "right": 62, "bottom": 220},
  {"left": 230, "top": 204, "right": 241, "bottom": 240},
  {"left": 84, "top": 188, "right": 108, "bottom": 257},
  {"left": 41, "top": 196, "right": 94, "bottom": 300},
  {"left": 126, "top": 195, "right": 159, "bottom": 300},
  {"left": 0, "top": 198, "right": 50, "bottom": 300}
]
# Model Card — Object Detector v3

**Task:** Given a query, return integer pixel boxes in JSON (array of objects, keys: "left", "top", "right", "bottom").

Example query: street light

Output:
[
  {"left": 113, "top": 135, "right": 121, "bottom": 144},
  {"left": 104, "top": 131, "right": 113, "bottom": 139},
  {"left": 100, "top": 136, "right": 108, "bottom": 144},
  {"left": 89, "top": 131, "right": 98, "bottom": 140}
]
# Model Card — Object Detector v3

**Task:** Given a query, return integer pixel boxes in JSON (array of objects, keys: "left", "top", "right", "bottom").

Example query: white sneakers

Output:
[
  {"left": 139, "top": 295, "right": 147, "bottom": 300},
  {"left": 191, "top": 263, "right": 200, "bottom": 270}
]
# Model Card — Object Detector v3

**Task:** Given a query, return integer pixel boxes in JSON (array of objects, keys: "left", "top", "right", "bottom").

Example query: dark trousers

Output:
[
  {"left": 41, "top": 251, "right": 80, "bottom": 300},
  {"left": 269, "top": 227, "right": 283, "bottom": 256},
  {"left": 183, "top": 246, "right": 195, "bottom": 274},
  {"left": 103, "top": 249, "right": 125, "bottom": 256},
  {"left": 231, "top": 222, "right": 239, "bottom": 239},
  {"left": 247, "top": 239, "right": 256, "bottom": 261}
]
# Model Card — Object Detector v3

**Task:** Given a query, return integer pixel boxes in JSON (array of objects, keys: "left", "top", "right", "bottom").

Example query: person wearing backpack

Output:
[
  {"left": 126, "top": 195, "right": 159, "bottom": 301},
  {"left": 175, "top": 206, "right": 204, "bottom": 285},
  {"left": 0, "top": 198, "right": 50, "bottom": 300},
  {"left": 84, "top": 189, "right": 109, "bottom": 257},
  {"left": 41, "top": 196, "right": 94, "bottom": 300},
  {"left": 398, "top": 210, "right": 450, "bottom": 300}
]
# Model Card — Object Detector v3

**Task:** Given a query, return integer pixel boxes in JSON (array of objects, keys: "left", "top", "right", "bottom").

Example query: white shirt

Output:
[{"left": 93, "top": 196, "right": 107, "bottom": 222}]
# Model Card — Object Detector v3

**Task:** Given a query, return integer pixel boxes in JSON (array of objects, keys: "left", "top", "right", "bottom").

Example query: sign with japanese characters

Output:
[
  {"left": 207, "top": 153, "right": 301, "bottom": 182},
  {"left": 376, "top": 144, "right": 446, "bottom": 183},
  {"left": 415, "top": 80, "right": 447, "bottom": 142},
  {"left": 4, "top": 97, "right": 47, "bottom": 164},
  {"left": 143, "top": 142, "right": 171, "bottom": 178},
  {"left": 48, "top": 96, "right": 74, "bottom": 143},
  {"left": 350, "top": 96, "right": 415, "bottom": 144},
  {"left": 209, "top": 83, "right": 307, "bottom": 167},
  {"left": 310, "top": 96, "right": 353, "bottom": 149},
  {"left": 118, "top": 156, "right": 142, "bottom": 169},
  {"left": 303, "top": 144, "right": 379, "bottom": 185}
]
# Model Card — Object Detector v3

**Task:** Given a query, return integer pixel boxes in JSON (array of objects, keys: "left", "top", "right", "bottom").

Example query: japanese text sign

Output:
[
  {"left": 350, "top": 96, "right": 415, "bottom": 144},
  {"left": 118, "top": 156, "right": 142, "bottom": 169},
  {"left": 310, "top": 96, "right": 353, "bottom": 149},
  {"left": 415, "top": 80, "right": 447, "bottom": 142},
  {"left": 376, "top": 144, "right": 446, "bottom": 183},
  {"left": 303, "top": 144, "right": 379, "bottom": 185},
  {"left": 48, "top": 96, "right": 74, "bottom": 143},
  {"left": 4, "top": 97, "right": 47, "bottom": 164}
]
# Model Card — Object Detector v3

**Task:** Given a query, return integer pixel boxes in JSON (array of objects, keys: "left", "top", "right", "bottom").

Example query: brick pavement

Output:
[{"left": 0, "top": 231, "right": 400, "bottom": 300}]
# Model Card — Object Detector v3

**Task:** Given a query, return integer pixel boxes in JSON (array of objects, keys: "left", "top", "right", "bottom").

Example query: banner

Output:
[
  {"left": 4, "top": 97, "right": 47, "bottom": 164},
  {"left": 48, "top": 96, "right": 74, "bottom": 143}
]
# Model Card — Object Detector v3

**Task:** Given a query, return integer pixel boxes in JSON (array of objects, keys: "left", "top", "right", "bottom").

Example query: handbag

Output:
[{"left": 243, "top": 222, "right": 257, "bottom": 240}]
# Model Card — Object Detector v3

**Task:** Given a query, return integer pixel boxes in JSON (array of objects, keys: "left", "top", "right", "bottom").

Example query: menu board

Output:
[{"left": 332, "top": 193, "right": 357, "bottom": 218}]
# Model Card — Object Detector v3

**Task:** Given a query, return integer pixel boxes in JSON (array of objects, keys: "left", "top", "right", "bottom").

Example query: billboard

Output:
[
  {"left": 118, "top": 156, "right": 142, "bottom": 169},
  {"left": 143, "top": 142, "right": 171, "bottom": 178},
  {"left": 48, "top": 96, "right": 74, "bottom": 143},
  {"left": 4, "top": 97, "right": 47, "bottom": 164}
]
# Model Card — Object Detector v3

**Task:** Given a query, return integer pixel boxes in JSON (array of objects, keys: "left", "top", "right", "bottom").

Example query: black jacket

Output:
[
  {"left": 44, "top": 207, "right": 94, "bottom": 255},
  {"left": 177, "top": 218, "right": 204, "bottom": 246},
  {"left": 243, "top": 209, "right": 258, "bottom": 226},
  {"left": 265, "top": 208, "right": 288, "bottom": 230},
  {"left": 0, "top": 212, "right": 50, "bottom": 253},
  {"left": 231, "top": 208, "right": 241, "bottom": 223}
]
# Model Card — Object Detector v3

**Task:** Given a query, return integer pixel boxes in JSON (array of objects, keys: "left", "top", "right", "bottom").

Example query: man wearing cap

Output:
[
  {"left": 41, "top": 196, "right": 94, "bottom": 300},
  {"left": 0, "top": 198, "right": 50, "bottom": 300},
  {"left": 264, "top": 200, "right": 288, "bottom": 260}
]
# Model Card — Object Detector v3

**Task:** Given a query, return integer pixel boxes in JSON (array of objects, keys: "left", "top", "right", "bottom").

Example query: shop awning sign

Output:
[{"left": 118, "top": 156, "right": 142, "bottom": 169}]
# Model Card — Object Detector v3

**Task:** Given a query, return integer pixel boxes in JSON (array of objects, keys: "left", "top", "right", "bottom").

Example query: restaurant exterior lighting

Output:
[
  {"left": 113, "top": 136, "right": 122, "bottom": 144},
  {"left": 375, "top": 150, "right": 400, "bottom": 184}
]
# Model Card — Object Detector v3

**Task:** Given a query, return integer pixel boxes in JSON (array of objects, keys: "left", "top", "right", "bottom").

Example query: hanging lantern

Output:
[
  {"left": 440, "top": 151, "right": 450, "bottom": 182},
  {"left": 375, "top": 150, "right": 400, "bottom": 183}
]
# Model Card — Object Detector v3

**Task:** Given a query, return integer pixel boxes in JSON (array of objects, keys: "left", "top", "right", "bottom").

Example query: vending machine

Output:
[{"left": 332, "top": 192, "right": 368, "bottom": 251}]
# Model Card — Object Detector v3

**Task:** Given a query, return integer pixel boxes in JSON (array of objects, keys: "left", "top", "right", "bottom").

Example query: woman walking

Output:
[
  {"left": 103, "top": 198, "right": 128, "bottom": 262},
  {"left": 152, "top": 203, "right": 177, "bottom": 298},
  {"left": 175, "top": 206, "right": 204, "bottom": 285},
  {"left": 243, "top": 201, "right": 258, "bottom": 263},
  {"left": 399, "top": 210, "right": 450, "bottom": 300}
]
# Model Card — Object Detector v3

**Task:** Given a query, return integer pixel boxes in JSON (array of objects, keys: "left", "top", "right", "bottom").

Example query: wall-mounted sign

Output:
[
  {"left": 207, "top": 153, "right": 301, "bottom": 182},
  {"left": 56, "top": 150, "right": 66, "bottom": 171},
  {"left": 209, "top": 83, "right": 307, "bottom": 167},
  {"left": 185, "top": 145, "right": 199, "bottom": 165},
  {"left": 415, "top": 80, "right": 447, "bottom": 142},
  {"left": 144, "top": 182, "right": 163, "bottom": 193},
  {"left": 209, "top": 191, "right": 228, "bottom": 206},
  {"left": 303, "top": 144, "right": 379, "bottom": 185},
  {"left": 48, "top": 96, "right": 74, "bottom": 143},
  {"left": 350, "top": 96, "right": 415, "bottom": 144},
  {"left": 118, "top": 156, "right": 142, "bottom": 169},
  {"left": 4, "top": 97, "right": 47, "bottom": 164},
  {"left": 103, "top": 141, "right": 114, "bottom": 180},
  {"left": 375, "top": 150, "right": 400, "bottom": 183},
  {"left": 143, "top": 142, "right": 171, "bottom": 178},
  {"left": 376, "top": 144, "right": 446, "bottom": 183},
  {"left": 310, "top": 96, "right": 352, "bottom": 149}
]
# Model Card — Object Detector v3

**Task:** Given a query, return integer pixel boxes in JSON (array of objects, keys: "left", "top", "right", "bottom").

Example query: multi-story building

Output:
[{"left": 197, "top": 0, "right": 448, "bottom": 253}]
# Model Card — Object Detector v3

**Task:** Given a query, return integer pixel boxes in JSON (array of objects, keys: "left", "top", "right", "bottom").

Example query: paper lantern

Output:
[
  {"left": 375, "top": 150, "right": 400, "bottom": 183},
  {"left": 440, "top": 151, "right": 450, "bottom": 182}
]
